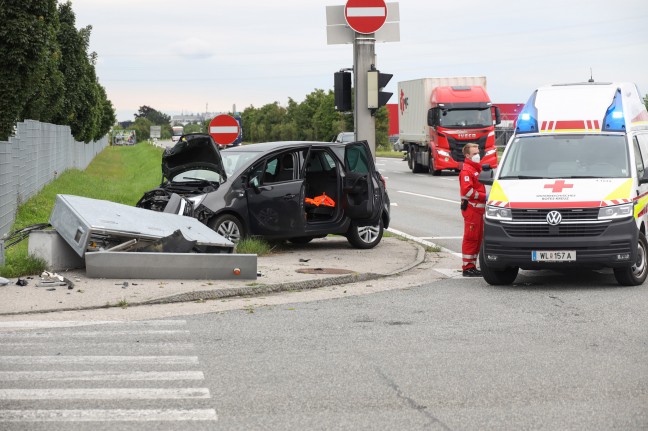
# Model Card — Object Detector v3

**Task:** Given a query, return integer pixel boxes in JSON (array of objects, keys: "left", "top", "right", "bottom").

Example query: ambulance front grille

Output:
[
  {"left": 503, "top": 223, "right": 607, "bottom": 237},
  {"left": 511, "top": 208, "right": 600, "bottom": 221}
]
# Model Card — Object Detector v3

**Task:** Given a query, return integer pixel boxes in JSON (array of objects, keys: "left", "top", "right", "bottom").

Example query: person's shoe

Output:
[{"left": 462, "top": 267, "right": 482, "bottom": 277}]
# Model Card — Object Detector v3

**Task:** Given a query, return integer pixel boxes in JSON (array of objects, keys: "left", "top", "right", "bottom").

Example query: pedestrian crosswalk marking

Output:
[
  {"left": 0, "top": 388, "right": 211, "bottom": 400},
  {"left": 0, "top": 370, "right": 204, "bottom": 381},
  {"left": 0, "top": 409, "right": 217, "bottom": 422},
  {"left": 0, "top": 355, "right": 199, "bottom": 364}
]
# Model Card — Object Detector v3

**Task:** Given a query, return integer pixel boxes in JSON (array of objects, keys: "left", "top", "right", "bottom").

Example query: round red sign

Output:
[
  {"left": 209, "top": 114, "right": 240, "bottom": 146},
  {"left": 344, "top": 0, "right": 387, "bottom": 35}
]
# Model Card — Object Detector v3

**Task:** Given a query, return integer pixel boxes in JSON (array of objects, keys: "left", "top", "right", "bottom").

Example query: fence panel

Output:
[{"left": 0, "top": 120, "right": 108, "bottom": 238}]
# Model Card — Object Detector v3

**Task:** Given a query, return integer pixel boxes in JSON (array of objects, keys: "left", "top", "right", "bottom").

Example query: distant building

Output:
[{"left": 171, "top": 112, "right": 235, "bottom": 126}]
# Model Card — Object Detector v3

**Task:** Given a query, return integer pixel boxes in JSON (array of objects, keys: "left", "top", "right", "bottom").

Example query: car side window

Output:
[
  {"left": 345, "top": 144, "right": 370, "bottom": 174},
  {"left": 261, "top": 152, "right": 298, "bottom": 184},
  {"left": 633, "top": 137, "right": 644, "bottom": 179}
]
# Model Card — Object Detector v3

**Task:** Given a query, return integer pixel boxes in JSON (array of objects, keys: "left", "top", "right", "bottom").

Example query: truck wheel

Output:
[
  {"left": 479, "top": 246, "right": 519, "bottom": 285},
  {"left": 429, "top": 153, "right": 441, "bottom": 176},
  {"left": 411, "top": 149, "right": 425, "bottom": 173},
  {"left": 407, "top": 149, "right": 414, "bottom": 170},
  {"left": 613, "top": 232, "right": 648, "bottom": 286}
]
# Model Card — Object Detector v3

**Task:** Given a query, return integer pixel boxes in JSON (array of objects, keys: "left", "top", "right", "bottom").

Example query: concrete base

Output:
[{"left": 28, "top": 230, "right": 85, "bottom": 271}]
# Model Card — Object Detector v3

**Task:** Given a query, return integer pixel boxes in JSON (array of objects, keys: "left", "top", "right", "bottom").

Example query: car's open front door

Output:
[{"left": 342, "top": 142, "right": 383, "bottom": 222}]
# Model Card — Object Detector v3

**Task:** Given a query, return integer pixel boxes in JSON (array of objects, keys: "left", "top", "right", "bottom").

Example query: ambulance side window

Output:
[{"left": 633, "top": 137, "right": 645, "bottom": 178}]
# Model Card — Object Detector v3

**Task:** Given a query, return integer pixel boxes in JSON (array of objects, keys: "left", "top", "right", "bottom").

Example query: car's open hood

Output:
[{"left": 162, "top": 134, "right": 227, "bottom": 181}]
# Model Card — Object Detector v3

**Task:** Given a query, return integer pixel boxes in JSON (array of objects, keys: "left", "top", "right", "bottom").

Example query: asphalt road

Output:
[
  {"left": 1, "top": 269, "right": 646, "bottom": 430},
  {"left": 376, "top": 157, "right": 465, "bottom": 253}
]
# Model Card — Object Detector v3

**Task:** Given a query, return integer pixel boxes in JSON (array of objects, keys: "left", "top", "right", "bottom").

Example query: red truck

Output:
[{"left": 398, "top": 77, "right": 500, "bottom": 175}]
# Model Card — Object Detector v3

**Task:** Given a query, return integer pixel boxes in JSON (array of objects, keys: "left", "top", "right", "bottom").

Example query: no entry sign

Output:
[
  {"left": 209, "top": 114, "right": 240, "bottom": 146},
  {"left": 344, "top": 0, "right": 387, "bottom": 34}
]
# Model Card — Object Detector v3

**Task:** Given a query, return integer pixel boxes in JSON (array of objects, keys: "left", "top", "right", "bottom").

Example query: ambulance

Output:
[{"left": 479, "top": 81, "right": 648, "bottom": 286}]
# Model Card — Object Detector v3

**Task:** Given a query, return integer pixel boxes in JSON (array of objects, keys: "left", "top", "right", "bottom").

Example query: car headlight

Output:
[
  {"left": 187, "top": 194, "right": 206, "bottom": 208},
  {"left": 437, "top": 149, "right": 450, "bottom": 157},
  {"left": 486, "top": 205, "right": 512, "bottom": 221},
  {"left": 598, "top": 203, "right": 633, "bottom": 220}
]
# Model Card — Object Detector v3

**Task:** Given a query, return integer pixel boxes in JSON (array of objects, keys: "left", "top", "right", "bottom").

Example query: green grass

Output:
[
  {"left": 376, "top": 149, "right": 405, "bottom": 158},
  {"left": 0, "top": 142, "right": 164, "bottom": 277},
  {"left": 235, "top": 237, "right": 275, "bottom": 256}
]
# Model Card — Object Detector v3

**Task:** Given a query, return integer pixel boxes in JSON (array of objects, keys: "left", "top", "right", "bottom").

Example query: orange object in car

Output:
[{"left": 305, "top": 193, "right": 335, "bottom": 207}]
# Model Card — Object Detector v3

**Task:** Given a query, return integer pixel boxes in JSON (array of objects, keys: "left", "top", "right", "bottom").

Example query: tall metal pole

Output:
[{"left": 353, "top": 33, "right": 376, "bottom": 158}]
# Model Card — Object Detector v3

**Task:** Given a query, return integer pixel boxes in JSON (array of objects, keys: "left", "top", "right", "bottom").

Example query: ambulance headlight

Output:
[
  {"left": 598, "top": 203, "right": 633, "bottom": 220},
  {"left": 486, "top": 205, "right": 512, "bottom": 221}
]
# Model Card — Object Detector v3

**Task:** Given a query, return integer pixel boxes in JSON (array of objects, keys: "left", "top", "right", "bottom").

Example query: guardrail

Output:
[{"left": 0, "top": 120, "right": 108, "bottom": 239}]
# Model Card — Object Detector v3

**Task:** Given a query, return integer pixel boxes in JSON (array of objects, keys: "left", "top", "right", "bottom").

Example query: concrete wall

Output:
[{"left": 0, "top": 120, "right": 108, "bottom": 238}]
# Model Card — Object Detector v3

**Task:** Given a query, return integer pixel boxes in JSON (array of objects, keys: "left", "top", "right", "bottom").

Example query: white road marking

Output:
[
  {"left": 0, "top": 371, "right": 204, "bottom": 381},
  {"left": 0, "top": 409, "right": 217, "bottom": 422},
  {"left": 0, "top": 388, "right": 210, "bottom": 400},
  {"left": 0, "top": 330, "right": 190, "bottom": 337},
  {"left": 0, "top": 356, "right": 199, "bottom": 364},
  {"left": 387, "top": 228, "right": 462, "bottom": 258},
  {"left": 397, "top": 190, "right": 460, "bottom": 204},
  {"left": 421, "top": 236, "right": 462, "bottom": 240},
  {"left": 440, "top": 177, "right": 457, "bottom": 181},
  {"left": 433, "top": 269, "right": 464, "bottom": 278},
  {"left": 0, "top": 320, "right": 186, "bottom": 329}
]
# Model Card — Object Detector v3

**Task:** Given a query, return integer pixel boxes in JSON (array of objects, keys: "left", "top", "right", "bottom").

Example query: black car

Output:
[{"left": 137, "top": 134, "right": 390, "bottom": 249}]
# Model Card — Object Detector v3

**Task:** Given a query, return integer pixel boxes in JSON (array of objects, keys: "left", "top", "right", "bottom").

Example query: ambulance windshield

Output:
[{"left": 499, "top": 135, "right": 629, "bottom": 179}]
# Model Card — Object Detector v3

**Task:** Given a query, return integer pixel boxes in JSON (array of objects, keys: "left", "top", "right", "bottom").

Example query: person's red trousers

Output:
[{"left": 462, "top": 205, "right": 484, "bottom": 271}]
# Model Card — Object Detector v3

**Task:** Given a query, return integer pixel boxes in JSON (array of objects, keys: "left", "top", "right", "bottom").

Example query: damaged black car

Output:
[{"left": 137, "top": 133, "right": 390, "bottom": 249}]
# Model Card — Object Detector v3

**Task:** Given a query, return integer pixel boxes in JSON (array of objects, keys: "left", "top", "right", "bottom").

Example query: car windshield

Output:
[
  {"left": 171, "top": 169, "right": 222, "bottom": 183},
  {"left": 221, "top": 151, "right": 260, "bottom": 177},
  {"left": 498, "top": 134, "right": 629, "bottom": 179},
  {"left": 439, "top": 108, "right": 492, "bottom": 128}
]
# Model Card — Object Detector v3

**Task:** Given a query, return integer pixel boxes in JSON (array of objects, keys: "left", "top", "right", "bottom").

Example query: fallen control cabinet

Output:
[{"left": 49, "top": 194, "right": 256, "bottom": 280}]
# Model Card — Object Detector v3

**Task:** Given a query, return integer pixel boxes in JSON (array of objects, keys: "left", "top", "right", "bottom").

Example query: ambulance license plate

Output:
[{"left": 532, "top": 250, "right": 576, "bottom": 262}]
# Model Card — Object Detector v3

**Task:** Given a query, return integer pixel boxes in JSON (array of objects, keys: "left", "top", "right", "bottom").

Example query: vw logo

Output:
[{"left": 546, "top": 210, "right": 562, "bottom": 225}]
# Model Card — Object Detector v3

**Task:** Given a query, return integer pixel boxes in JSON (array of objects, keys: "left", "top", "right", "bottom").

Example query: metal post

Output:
[
  {"left": 0, "top": 240, "right": 4, "bottom": 266},
  {"left": 353, "top": 33, "right": 376, "bottom": 159}
]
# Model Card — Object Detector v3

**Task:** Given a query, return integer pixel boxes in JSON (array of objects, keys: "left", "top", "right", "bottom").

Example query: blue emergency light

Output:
[
  {"left": 602, "top": 88, "right": 625, "bottom": 132},
  {"left": 516, "top": 91, "right": 539, "bottom": 134}
]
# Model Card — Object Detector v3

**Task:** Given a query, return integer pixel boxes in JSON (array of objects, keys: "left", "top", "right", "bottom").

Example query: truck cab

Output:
[
  {"left": 479, "top": 81, "right": 648, "bottom": 286},
  {"left": 427, "top": 85, "right": 500, "bottom": 174}
]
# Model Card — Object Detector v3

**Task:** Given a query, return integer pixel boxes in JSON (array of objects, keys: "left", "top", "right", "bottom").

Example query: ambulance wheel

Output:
[
  {"left": 613, "top": 232, "right": 648, "bottom": 286},
  {"left": 346, "top": 219, "right": 383, "bottom": 249},
  {"left": 429, "top": 153, "right": 441, "bottom": 176},
  {"left": 479, "top": 246, "right": 519, "bottom": 285}
]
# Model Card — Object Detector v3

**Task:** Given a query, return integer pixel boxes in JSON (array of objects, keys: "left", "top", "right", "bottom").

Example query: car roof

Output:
[{"left": 221, "top": 140, "right": 360, "bottom": 153}]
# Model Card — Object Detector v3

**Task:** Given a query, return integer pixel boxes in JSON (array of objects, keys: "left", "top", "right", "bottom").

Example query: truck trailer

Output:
[{"left": 398, "top": 77, "right": 501, "bottom": 175}]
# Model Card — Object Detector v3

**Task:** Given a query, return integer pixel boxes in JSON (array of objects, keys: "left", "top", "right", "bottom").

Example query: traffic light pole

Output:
[{"left": 353, "top": 33, "right": 376, "bottom": 158}]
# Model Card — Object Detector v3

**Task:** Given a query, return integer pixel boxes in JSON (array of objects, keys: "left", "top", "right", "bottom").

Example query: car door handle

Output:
[{"left": 282, "top": 194, "right": 296, "bottom": 200}]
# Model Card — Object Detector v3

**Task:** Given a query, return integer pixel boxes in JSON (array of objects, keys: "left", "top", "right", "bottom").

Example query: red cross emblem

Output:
[{"left": 544, "top": 179, "right": 573, "bottom": 193}]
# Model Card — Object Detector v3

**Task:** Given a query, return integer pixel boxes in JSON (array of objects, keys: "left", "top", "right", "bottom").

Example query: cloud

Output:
[{"left": 170, "top": 37, "right": 214, "bottom": 60}]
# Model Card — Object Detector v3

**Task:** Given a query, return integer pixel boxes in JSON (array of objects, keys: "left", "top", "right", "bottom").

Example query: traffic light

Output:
[
  {"left": 334, "top": 71, "right": 352, "bottom": 112},
  {"left": 367, "top": 69, "right": 393, "bottom": 112}
]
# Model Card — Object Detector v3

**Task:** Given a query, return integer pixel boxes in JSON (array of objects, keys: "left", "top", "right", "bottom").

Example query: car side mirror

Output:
[
  {"left": 640, "top": 171, "right": 648, "bottom": 185},
  {"left": 479, "top": 168, "right": 495, "bottom": 186},
  {"left": 481, "top": 164, "right": 491, "bottom": 172},
  {"left": 427, "top": 108, "right": 440, "bottom": 127}
]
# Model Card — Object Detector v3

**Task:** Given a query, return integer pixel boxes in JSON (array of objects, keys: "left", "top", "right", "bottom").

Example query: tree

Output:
[
  {"left": 0, "top": 0, "right": 60, "bottom": 139},
  {"left": 644, "top": 94, "right": 648, "bottom": 111},
  {"left": 135, "top": 105, "right": 171, "bottom": 125}
]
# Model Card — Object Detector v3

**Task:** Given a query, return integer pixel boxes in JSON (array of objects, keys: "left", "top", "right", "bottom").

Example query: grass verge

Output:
[{"left": 0, "top": 143, "right": 164, "bottom": 277}]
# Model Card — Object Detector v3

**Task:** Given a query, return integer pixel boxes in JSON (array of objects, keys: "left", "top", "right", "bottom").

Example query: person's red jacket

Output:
[{"left": 460, "top": 158, "right": 486, "bottom": 210}]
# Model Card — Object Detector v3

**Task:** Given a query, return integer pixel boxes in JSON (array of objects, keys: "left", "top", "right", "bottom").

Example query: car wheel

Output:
[
  {"left": 289, "top": 237, "right": 314, "bottom": 245},
  {"left": 346, "top": 219, "right": 383, "bottom": 249},
  {"left": 479, "top": 244, "right": 519, "bottom": 285},
  {"left": 614, "top": 232, "right": 648, "bottom": 286},
  {"left": 209, "top": 214, "right": 245, "bottom": 243}
]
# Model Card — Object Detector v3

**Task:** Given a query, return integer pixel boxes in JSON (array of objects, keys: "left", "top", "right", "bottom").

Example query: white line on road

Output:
[
  {"left": 0, "top": 356, "right": 199, "bottom": 364},
  {"left": 0, "top": 409, "right": 217, "bottom": 422},
  {"left": 387, "top": 228, "right": 462, "bottom": 258},
  {"left": 0, "top": 320, "right": 186, "bottom": 329},
  {"left": 0, "top": 388, "right": 211, "bottom": 400},
  {"left": 0, "top": 330, "right": 190, "bottom": 337},
  {"left": 420, "top": 236, "right": 462, "bottom": 240},
  {"left": 0, "top": 371, "right": 205, "bottom": 381},
  {"left": 397, "top": 190, "right": 460, "bottom": 204}
]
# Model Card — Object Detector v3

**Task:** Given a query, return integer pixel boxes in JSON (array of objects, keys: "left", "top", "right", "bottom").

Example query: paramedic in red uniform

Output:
[{"left": 460, "top": 143, "right": 486, "bottom": 277}]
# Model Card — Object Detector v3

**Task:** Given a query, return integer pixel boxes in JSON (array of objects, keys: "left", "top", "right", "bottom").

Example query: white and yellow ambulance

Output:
[{"left": 480, "top": 81, "right": 648, "bottom": 286}]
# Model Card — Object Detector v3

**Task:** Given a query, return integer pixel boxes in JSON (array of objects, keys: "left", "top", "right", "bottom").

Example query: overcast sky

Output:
[{"left": 71, "top": 0, "right": 648, "bottom": 122}]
